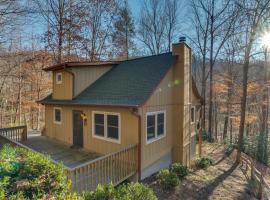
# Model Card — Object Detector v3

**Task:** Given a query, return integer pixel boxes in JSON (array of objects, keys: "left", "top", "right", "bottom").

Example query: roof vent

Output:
[{"left": 179, "top": 37, "right": 186, "bottom": 42}]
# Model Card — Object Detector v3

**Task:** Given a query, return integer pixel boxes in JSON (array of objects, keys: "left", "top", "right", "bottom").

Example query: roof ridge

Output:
[{"left": 122, "top": 52, "right": 172, "bottom": 62}]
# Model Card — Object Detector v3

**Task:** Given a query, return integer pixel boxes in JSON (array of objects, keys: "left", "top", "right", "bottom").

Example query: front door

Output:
[{"left": 73, "top": 110, "right": 83, "bottom": 147}]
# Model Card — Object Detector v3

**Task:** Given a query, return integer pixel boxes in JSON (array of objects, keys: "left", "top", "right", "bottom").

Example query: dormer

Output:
[{"left": 43, "top": 61, "right": 120, "bottom": 100}]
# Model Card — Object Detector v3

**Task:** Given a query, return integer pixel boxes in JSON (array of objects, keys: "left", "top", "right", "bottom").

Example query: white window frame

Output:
[
  {"left": 146, "top": 111, "right": 166, "bottom": 145},
  {"left": 56, "top": 72, "right": 63, "bottom": 84},
  {"left": 191, "top": 106, "right": 195, "bottom": 124},
  {"left": 53, "top": 107, "right": 62, "bottom": 124},
  {"left": 92, "top": 111, "right": 121, "bottom": 144}
]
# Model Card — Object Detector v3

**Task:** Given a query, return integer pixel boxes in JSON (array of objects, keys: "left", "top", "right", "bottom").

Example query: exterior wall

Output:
[
  {"left": 190, "top": 91, "right": 201, "bottom": 136},
  {"left": 52, "top": 70, "right": 73, "bottom": 100},
  {"left": 139, "top": 68, "right": 175, "bottom": 174},
  {"left": 44, "top": 105, "right": 138, "bottom": 155},
  {"left": 139, "top": 42, "right": 193, "bottom": 177},
  {"left": 69, "top": 66, "right": 112, "bottom": 97}
]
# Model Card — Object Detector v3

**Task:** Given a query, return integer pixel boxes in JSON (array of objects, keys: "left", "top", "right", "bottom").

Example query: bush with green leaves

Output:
[
  {"left": 170, "top": 163, "right": 189, "bottom": 179},
  {"left": 195, "top": 155, "right": 214, "bottom": 169},
  {"left": 84, "top": 182, "right": 157, "bottom": 200},
  {"left": 115, "top": 182, "right": 157, "bottom": 200},
  {"left": 156, "top": 169, "right": 180, "bottom": 189},
  {"left": 225, "top": 144, "right": 233, "bottom": 156},
  {"left": 84, "top": 183, "right": 114, "bottom": 200},
  {"left": 0, "top": 144, "right": 70, "bottom": 199}
]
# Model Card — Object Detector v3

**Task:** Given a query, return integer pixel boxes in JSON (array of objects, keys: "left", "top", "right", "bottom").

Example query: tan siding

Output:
[
  {"left": 140, "top": 43, "right": 192, "bottom": 170},
  {"left": 139, "top": 105, "right": 174, "bottom": 170},
  {"left": 52, "top": 70, "right": 73, "bottom": 100},
  {"left": 44, "top": 105, "right": 138, "bottom": 155},
  {"left": 70, "top": 66, "right": 112, "bottom": 96},
  {"left": 190, "top": 91, "right": 201, "bottom": 136}
]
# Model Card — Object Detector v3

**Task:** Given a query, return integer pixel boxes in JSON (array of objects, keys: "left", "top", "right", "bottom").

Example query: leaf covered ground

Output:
[{"left": 144, "top": 143, "right": 257, "bottom": 200}]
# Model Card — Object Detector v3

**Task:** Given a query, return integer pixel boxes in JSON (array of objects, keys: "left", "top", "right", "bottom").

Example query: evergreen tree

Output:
[{"left": 112, "top": 0, "right": 135, "bottom": 60}]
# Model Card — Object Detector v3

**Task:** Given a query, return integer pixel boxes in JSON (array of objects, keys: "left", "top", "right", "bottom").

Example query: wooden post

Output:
[
  {"left": 251, "top": 161, "right": 254, "bottom": 181},
  {"left": 22, "top": 125, "right": 27, "bottom": 141},
  {"left": 199, "top": 127, "right": 202, "bottom": 157},
  {"left": 258, "top": 174, "right": 264, "bottom": 200}
]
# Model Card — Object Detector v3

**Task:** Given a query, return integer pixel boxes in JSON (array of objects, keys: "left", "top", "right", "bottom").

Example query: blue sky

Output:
[{"left": 21, "top": 0, "right": 188, "bottom": 50}]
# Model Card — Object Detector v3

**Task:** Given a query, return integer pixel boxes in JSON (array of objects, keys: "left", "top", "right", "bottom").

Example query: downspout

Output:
[{"left": 131, "top": 107, "right": 142, "bottom": 181}]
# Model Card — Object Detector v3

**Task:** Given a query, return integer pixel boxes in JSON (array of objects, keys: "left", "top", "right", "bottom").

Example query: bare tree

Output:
[
  {"left": 34, "top": 0, "right": 70, "bottom": 63},
  {"left": 111, "top": 0, "right": 135, "bottom": 60},
  {"left": 138, "top": 0, "right": 166, "bottom": 55},
  {"left": 190, "top": 0, "right": 238, "bottom": 139},
  {"left": 81, "top": 0, "right": 117, "bottom": 61},
  {"left": 164, "top": 0, "right": 179, "bottom": 52},
  {"left": 190, "top": 0, "right": 210, "bottom": 131},
  {"left": 0, "top": 0, "right": 28, "bottom": 45},
  {"left": 236, "top": 0, "right": 270, "bottom": 162}
]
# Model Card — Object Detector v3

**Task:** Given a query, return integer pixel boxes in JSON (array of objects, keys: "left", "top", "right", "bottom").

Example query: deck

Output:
[
  {"left": 21, "top": 133, "right": 101, "bottom": 168},
  {"left": 0, "top": 126, "right": 138, "bottom": 193}
]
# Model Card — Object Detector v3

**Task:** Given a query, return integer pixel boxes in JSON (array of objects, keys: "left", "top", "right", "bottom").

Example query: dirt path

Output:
[{"left": 145, "top": 143, "right": 257, "bottom": 200}]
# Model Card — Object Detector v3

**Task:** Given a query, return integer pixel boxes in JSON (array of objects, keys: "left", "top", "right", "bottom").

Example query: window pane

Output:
[
  {"left": 157, "top": 124, "right": 164, "bottom": 136},
  {"left": 94, "top": 114, "right": 104, "bottom": 137},
  {"left": 158, "top": 113, "right": 164, "bottom": 124},
  {"left": 108, "top": 127, "right": 118, "bottom": 139},
  {"left": 55, "top": 109, "right": 61, "bottom": 122},
  {"left": 157, "top": 113, "right": 164, "bottom": 136},
  {"left": 147, "top": 115, "right": 156, "bottom": 140},
  {"left": 147, "top": 127, "right": 155, "bottom": 140},
  {"left": 147, "top": 115, "right": 155, "bottom": 127},
  {"left": 95, "top": 125, "right": 104, "bottom": 137},
  {"left": 57, "top": 74, "right": 61, "bottom": 81},
  {"left": 95, "top": 114, "right": 104, "bottom": 125},
  {"left": 108, "top": 115, "right": 118, "bottom": 127}
]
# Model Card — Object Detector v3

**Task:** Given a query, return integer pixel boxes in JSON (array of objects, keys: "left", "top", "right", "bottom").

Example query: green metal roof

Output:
[{"left": 40, "top": 52, "right": 175, "bottom": 107}]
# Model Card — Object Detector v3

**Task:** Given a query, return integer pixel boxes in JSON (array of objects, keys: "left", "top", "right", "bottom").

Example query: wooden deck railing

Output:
[
  {"left": 66, "top": 144, "right": 138, "bottom": 193},
  {"left": 0, "top": 126, "right": 138, "bottom": 193},
  {"left": 240, "top": 154, "right": 270, "bottom": 199},
  {"left": 0, "top": 125, "right": 27, "bottom": 142}
]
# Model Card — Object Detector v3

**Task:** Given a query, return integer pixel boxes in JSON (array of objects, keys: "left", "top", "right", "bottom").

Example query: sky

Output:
[{"left": 20, "top": 0, "right": 189, "bottom": 50}]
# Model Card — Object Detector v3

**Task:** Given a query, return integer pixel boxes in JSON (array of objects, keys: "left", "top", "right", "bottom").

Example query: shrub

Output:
[
  {"left": 84, "top": 182, "right": 157, "bottom": 200},
  {"left": 115, "top": 182, "right": 157, "bottom": 200},
  {"left": 170, "top": 163, "right": 188, "bottom": 179},
  {"left": 156, "top": 169, "right": 170, "bottom": 183},
  {"left": 225, "top": 144, "right": 233, "bottom": 156},
  {"left": 84, "top": 183, "right": 114, "bottom": 200},
  {"left": 195, "top": 155, "right": 214, "bottom": 169},
  {"left": 0, "top": 144, "right": 70, "bottom": 199},
  {"left": 156, "top": 169, "right": 180, "bottom": 189}
]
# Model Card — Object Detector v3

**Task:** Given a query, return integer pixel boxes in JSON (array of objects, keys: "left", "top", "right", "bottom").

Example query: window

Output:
[
  {"left": 146, "top": 111, "right": 166, "bottom": 144},
  {"left": 56, "top": 73, "right": 62, "bottom": 84},
  {"left": 92, "top": 112, "right": 120, "bottom": 143},
  {"left": 54, "top": 107, "right": 62, "bottom": 124},
  {"left": 191, "top": 106, "right": 195, "bottom": 123}
]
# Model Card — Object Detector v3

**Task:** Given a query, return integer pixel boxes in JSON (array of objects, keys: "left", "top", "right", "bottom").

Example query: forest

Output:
[{"left": 0, "top": 0, "right": 269, "bottom": 164}]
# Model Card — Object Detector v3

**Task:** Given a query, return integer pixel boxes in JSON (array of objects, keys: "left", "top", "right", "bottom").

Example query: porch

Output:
[{"left": 0, "top": 126, "right": 138, "bottom": 193}]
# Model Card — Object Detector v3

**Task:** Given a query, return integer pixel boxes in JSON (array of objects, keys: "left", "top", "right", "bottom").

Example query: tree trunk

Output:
[
  {"left": 208, "top": 3, "right": 215, "bottom": 139},
  {"left": 223, "top": 116, "right": 228, "bottom": 140},
  {"left": 237, "top": 38, "right": 253, "bottom": 162}
]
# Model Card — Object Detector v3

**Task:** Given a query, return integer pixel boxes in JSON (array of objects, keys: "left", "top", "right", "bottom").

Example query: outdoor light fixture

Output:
[{"left": 81, "top": 113, "right": 87, "bottom": 126}]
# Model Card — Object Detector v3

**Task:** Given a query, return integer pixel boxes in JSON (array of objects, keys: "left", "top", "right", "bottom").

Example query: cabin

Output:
[{"left": 36, "top": 40, "right": 202, "bottom": 186}]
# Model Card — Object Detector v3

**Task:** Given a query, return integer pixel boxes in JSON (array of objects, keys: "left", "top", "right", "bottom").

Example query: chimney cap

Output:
[{"left": 179, "top": 36, "right": 186, "bottom": 42}]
